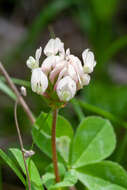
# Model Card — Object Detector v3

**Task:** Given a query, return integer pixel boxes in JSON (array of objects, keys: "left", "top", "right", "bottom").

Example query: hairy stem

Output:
[
  {"left": 0, "top": 62, "right": 35, "bottom": 124},
  {"left": 51, "top": 109, "right": 60, "bottom": 182},
  {"left": 14, "top": 100, "right": 31, "bottom": 190}
]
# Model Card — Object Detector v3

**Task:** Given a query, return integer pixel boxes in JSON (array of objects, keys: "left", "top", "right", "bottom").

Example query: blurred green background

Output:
[{"left": 1, "top": 0, "right": 127, "bottom": 189}]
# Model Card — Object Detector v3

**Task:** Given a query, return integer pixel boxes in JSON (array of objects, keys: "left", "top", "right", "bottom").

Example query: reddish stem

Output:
[{"left": 51, "top": 109, "right": 60, "bottom": 182}]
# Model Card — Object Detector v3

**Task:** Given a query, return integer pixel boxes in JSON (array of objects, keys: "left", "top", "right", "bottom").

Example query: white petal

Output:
[
  {"left": 68, "top": 55, "right": 84, "bottom": 76},
  {"left": 44, "top": 37, "right": 64, "bottom": 56},
  {"left": 44, "top": 39, "right": 54, "bottom": 56},
  {"left": 66, "top": 48, "right": 70, "bottom": 56},
  {"left": 55, "top": 67, "right": 67, "bottom": 86},
  {"left": 31, "top": 68, "right": 48, "bottom": 94},
  {"left": 51, "top": 55, "right": 64, "bottom": 68},
  {"left": 67, "top": 64, "right": 78, "bottom": 82},
  {"left": 41, "top": 55, "right": 63, "bottom": 75},
  {"left": 68, "top": 54, "right": 84, "bottom": 85},
  {"left": 49, "top": 61, "right": 65, "bottom": 83},
  {"left": 81, "top": 74, "right": 90, "bottom": 86},
  {"left": 41, "top": 56, "right": 53, "bottom": 74},
  {"left": 35, "top": 47, "right": 42, "bottom": 62},
  {"left": 55, "top": 38, "right": 64, "bottom": 54},
  {"left": 56, "top": 76, "right": 76, "bottom": 102},
  {"left": 82, "top": 49, "right": 89, "bottom": 61}
]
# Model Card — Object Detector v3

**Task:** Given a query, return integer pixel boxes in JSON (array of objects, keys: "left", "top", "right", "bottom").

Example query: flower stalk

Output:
[{"left": 51, "top": 109, "right": 60, "bottom": 182}]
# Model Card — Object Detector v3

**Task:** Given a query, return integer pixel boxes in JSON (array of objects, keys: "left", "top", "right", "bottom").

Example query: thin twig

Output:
[
  {"left": 14, "top": 100, "right": 31, "bottom": 190},
  {"left": 0, "top": 62, "right": 35, "bottom": 124},
  {"left": 51, "top": 109, "right": 60, "bottom": 182}
]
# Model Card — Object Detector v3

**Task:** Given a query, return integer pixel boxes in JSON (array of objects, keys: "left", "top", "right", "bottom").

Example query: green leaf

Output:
[
  {"left": 0, "top": 149, "right": 25, "bottom": 185},
  {"left": 0, "top": 80, "right": 16, "bottom": 100},
  {"left": 46, "top": 162, "right": 66, "bottom": 178},
  {"left": 32, "top": 150, "right": 51, "bottom": 175},
  {"left": 71, "top": 116, "right": 116, "bottom": 168},
  {"left": 9, "top": 148, "right": 43, "bottom": 190},
  {"left": 42, "top": 172, "right": 55, "bottom": 189},
  {"left": 50, "top": 170, "right": 78, "bottom": 189},
  {"left": 76, "top": 161, "right": 127, "bottom": 190},
  {"left": 42, "top": 162, "right": 66, "bottom": 189},
  {"left": 42, "top": 170, "right": 77, "bottom": 190},
  {"left": 32, "top": 112, "right": 73, "bottom": 163}
]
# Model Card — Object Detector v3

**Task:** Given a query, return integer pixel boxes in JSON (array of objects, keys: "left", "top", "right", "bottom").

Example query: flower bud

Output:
[
  {"left": 23, "top": 149, "right": 35, "bottom": 159},
  {"left": 26, "top": 47, "right": 42, "bottom": 70},
  {"left": 31, "top": 68, "right": 48, "bottom": 94},
  {"left": 44, "top": 37, "right": 64, "bottom": 56},
  {"left": 82, "top": 49, "right": 96, "bottom": 73},
  {"left": 21, "top": 86, "right": 27, "bottom": 96},
  {"left": 26, "top": 56, "right": 38, "bottom": 69},
  {"left": 56, "top": 76, "right": 76, "bottom": 102}
]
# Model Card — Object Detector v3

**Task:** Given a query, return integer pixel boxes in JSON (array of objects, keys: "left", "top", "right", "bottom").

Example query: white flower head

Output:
[
  {"left": 31, "top": 68, "right": 48, "bottom": 95},
  {"left": 26, "top": 37, "right": 96, "bottom": 105},
  {"left": 44, "top": 37, "right": 64, "bottom": 56},
  {"left": 82, "top": 49, "right": 96, "bottom": 73},
  {"left": 26, "top": 47, "right": 42, "bottom": 70},
  {"left": 56, "top": 76, "right": 76, "bottom": 102},
  {"left": 21, "top": 86, "right": 27, "bottom": 96}
]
